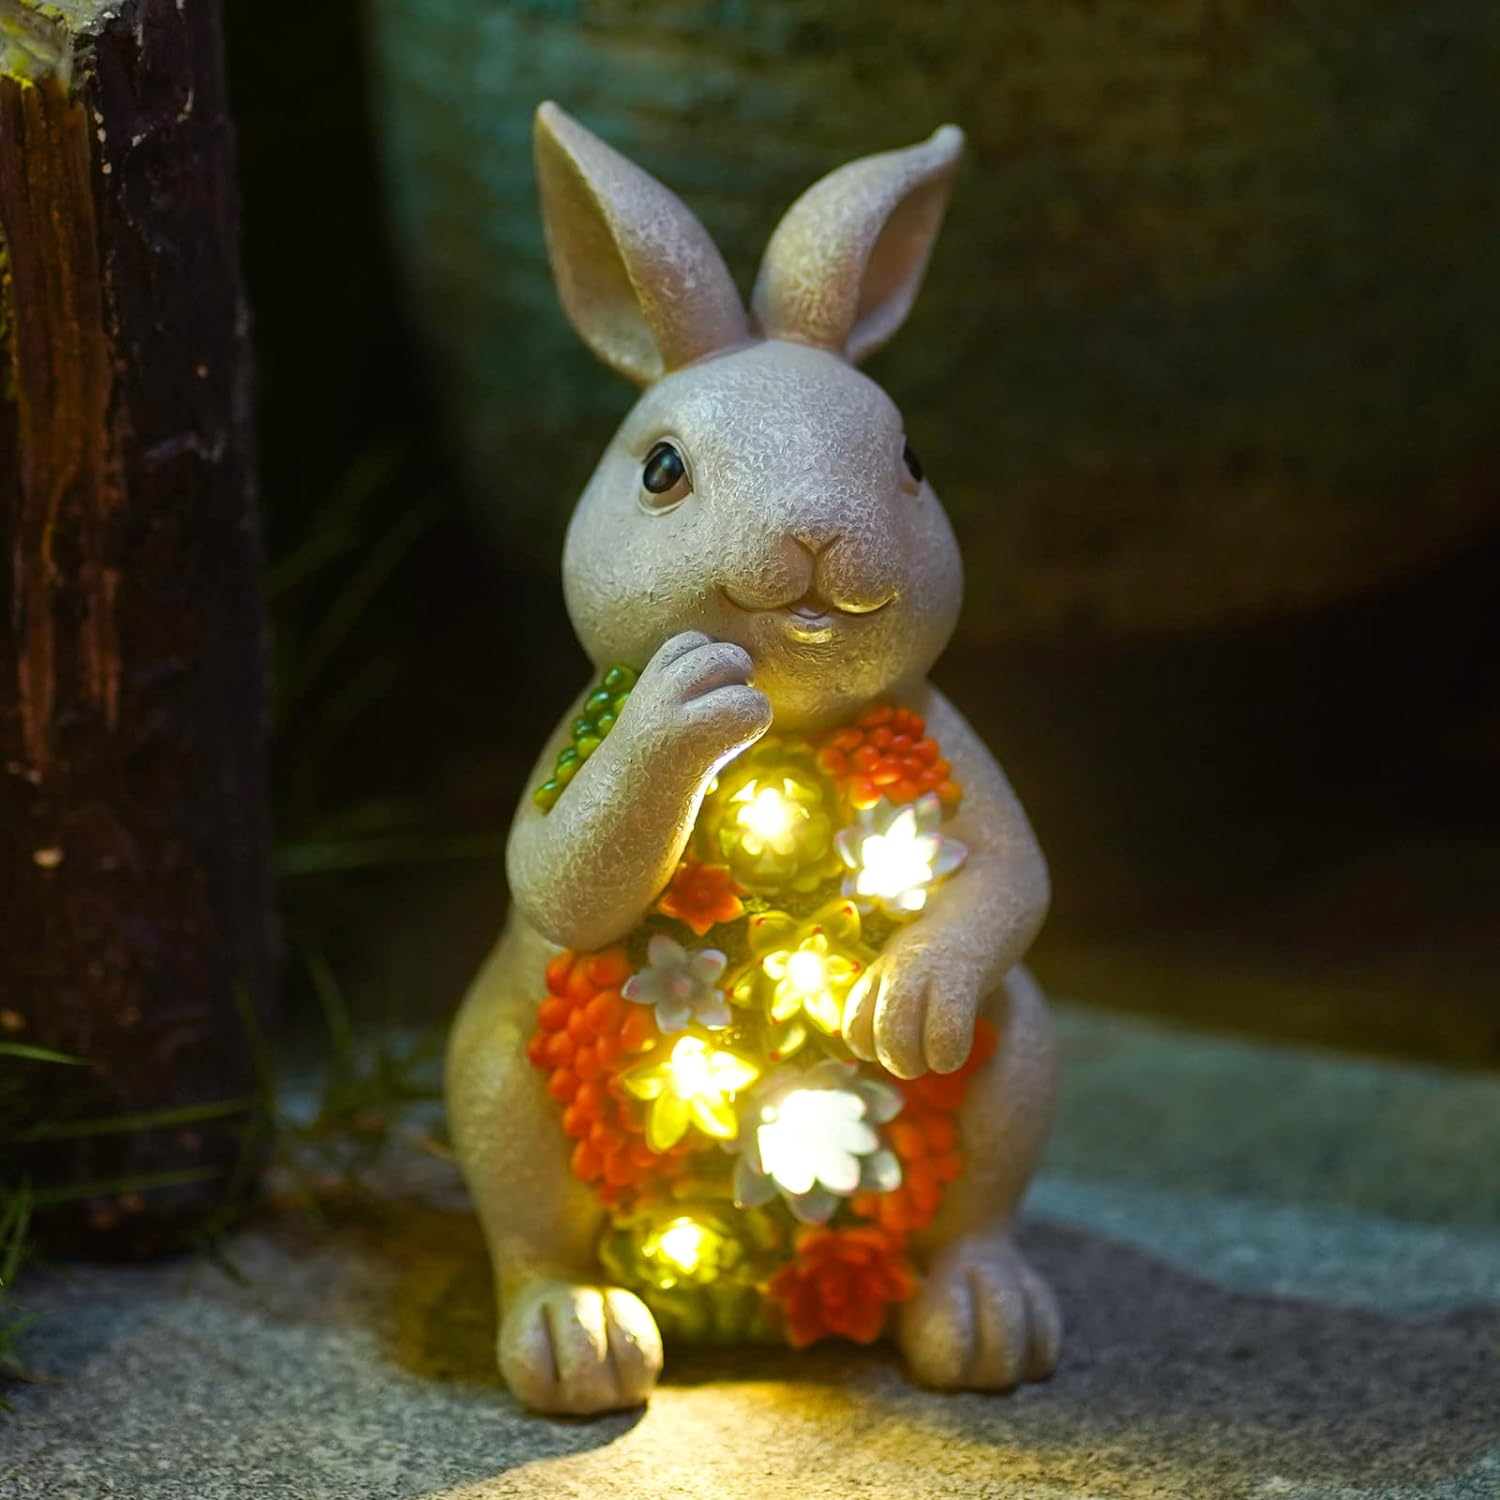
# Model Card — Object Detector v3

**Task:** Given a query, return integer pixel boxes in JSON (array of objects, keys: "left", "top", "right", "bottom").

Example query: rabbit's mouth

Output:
[
  {"left": 720, "top": 585, "right": 894, "bottom": 639},
  {"left": 719, "top": 587, "right": 897, "bottom": 648},
  {"left": 714, "top": 582, "right": 888, "bottom": 642}
]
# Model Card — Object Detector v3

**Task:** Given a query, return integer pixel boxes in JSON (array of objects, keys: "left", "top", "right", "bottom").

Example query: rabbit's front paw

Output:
[
  {"left": 842, "top": 938, "right": 986, "bottom": 1078},
  {"left": 627, "top": 630, "right": 772, "bottom": 765},
  {"left": 499, "top": 1278, "right": 663, "bottom": 1414}
]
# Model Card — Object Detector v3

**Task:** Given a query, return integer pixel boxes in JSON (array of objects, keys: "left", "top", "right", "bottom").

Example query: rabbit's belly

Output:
[{"left": 525, "top": 694, "right": 991, "bottom": 1348}]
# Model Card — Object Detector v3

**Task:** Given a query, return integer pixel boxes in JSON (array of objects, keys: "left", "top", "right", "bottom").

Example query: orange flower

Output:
[
  {"left": 529, "top": 948, "right": 696, "bottom": 1206},
  {"left": 655, "top": 860, "right": 745, "bottom": 936},
  {"left": 852, "top": 1019, "right": 997, "bottom": 1234},
  {"left": 767, "top": 1226, "right": 917, "bottom": 1348},
  {"left": 817, "top": 703, "right": 961, "bottom": 812}
]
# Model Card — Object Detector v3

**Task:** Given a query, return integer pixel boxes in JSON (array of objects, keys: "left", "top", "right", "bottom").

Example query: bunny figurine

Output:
[{"left": 447, "top": 102, "right": 1060, "bottom": 1415}]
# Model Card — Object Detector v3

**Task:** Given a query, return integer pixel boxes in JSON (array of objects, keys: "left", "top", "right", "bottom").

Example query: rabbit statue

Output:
[{"left": 447, "top": 102, "right": 1060, "bottom": 1415}]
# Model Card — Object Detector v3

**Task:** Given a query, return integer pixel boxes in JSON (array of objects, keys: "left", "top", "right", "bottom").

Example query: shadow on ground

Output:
[
  {"left": 274, "top": 1184, "right": 1500, "bottom": 1499},
  {"left": 7, "top": 1013, "right": 1499, "bottom": 1500}
]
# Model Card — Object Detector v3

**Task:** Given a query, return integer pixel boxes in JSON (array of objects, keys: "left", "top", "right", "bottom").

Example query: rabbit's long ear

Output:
[
  {"left": 752, "top": 126, "right": 963, "bottom": 365},
  {"left": 534, "top": 102, "right": 749, "bottom": 385}
]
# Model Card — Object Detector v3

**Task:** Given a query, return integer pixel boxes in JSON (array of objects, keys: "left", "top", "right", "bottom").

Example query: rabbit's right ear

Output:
[
  {"left": 752, "top": 126, "right": 963, "bottom": 365},
  {"left": 534, "top": 102, "right": 749, "bottom": 385}
]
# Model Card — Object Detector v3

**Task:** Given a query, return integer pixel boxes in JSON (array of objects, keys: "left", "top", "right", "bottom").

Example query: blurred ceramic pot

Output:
[{"left": 366, "top": 0, "right": 1499, "bottom": 645}]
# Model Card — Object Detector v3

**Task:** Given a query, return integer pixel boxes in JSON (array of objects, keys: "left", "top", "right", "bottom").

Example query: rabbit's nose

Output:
[{"left": 792, "top": 527, "right": 841, "bottom": 559}]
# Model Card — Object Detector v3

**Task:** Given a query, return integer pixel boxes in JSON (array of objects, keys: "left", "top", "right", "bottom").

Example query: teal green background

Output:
[{"left": 365, "top": 0, "right": 1500, "bottom": 642}]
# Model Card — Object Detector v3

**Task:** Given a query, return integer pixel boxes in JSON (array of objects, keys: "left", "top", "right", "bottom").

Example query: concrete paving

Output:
[{"left": 4, "top": 1006, "right": 1498, "bottom": 1499}]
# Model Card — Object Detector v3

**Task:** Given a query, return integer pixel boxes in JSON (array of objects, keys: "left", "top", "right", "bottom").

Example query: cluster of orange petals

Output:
[
  {"left": 852, "top": 1019, "right": 997, "bottom": 1236},
  {"left": 768, "top": 1225, "right": 917, "bottom": 1347},
  {"left": 654, "top": 860, "right": 745, "bottom": 936},
  {"left": 527, "top": 948, "right": 695, "bottom": 1206},
  {"left": 816, "top": 704, "right": 961, "bottom": 812}
]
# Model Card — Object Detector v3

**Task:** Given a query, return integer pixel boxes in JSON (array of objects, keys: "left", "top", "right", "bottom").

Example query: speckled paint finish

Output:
[
  {"left": 366, "top": 0, "right": 1500, "bottom": 639},
  {"left": 447, "top": 106, "right": 1059, "bottom": 1414}
]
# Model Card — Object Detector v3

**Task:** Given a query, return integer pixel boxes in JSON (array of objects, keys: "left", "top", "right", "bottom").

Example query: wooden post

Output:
[{"left": 0, "top": 0, "right": 275, "bottom": 1255}]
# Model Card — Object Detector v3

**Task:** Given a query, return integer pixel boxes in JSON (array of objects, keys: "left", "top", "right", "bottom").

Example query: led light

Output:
[
  {"left": 668, "top": 1036, "right": 713, "bottom": 1098},
  {"left": 621, "top": 1034, "right": 760, "bottom": 1150},
  {"left": 747, "top": 906, "right": 869, "bottom": 1038},
  {"left": 837, "top": 794, "right": 968, "bottom": 919},
  {"left": 756, "top": 1087, "right": 878, "bottom": 1198},
  {"left": 654, "top": 1218, "right": 707, "bottom": 1274},
  {"left": 709, "top": 761, "right": 840, "bottom": 893},
  {"left": 737, "top": 783, "right": 800, "bottom": 845},
  {"left": 627, "top": 1210, "right": 740, "bottom": 1291},
  {"left": 785, "top": 949, "right": 828, "bottom": 995},
  {"left": 854, "top": 821, "right": 936, "bottom": 907}
]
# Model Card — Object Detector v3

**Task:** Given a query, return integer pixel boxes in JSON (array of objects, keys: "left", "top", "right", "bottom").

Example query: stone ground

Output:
[{"left": 4, "top": 1005, "right": 1498, "bottom": 1500}]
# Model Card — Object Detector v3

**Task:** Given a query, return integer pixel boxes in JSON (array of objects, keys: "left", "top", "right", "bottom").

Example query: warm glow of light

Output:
[
  {"left": 853, "top": 812, "right": 941, "bottom": 911},
  {"left": 622, "top": 1034, "right": 761, "bottom": 1150},
  {"left": 761, "top": 932, "right": 859, "bottom": 1034},
  {"left": 668, "top": 1035, "right": 713, "bottom": 1098},
  {"left": 757, "top": 1087, "right": 878, "bottom": 1198},
  {"left": 785, "top": 949, "right": 828, "bottom": 996},
  {"left": 654, "top": 1218, "right": 708, "bottom": 1274},
  {"left": 667, "top": 1035, "right": 758, "bottom": 1102},
  {"left": 737, "top": 783, "right": 799, "bottom": 844}
]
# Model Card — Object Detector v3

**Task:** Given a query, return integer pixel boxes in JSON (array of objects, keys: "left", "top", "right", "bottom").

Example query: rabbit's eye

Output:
[
  {"left": 901, "top": 440, "right": 925, "bottom": 492},
  {"left": 641, "top": 440, "right": 691, "bottom": 509}
]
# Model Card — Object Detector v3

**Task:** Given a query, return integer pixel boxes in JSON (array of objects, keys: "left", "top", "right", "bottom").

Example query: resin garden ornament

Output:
[{"left": 447, "top": 102, "right": 1060, "bottom": 1415}]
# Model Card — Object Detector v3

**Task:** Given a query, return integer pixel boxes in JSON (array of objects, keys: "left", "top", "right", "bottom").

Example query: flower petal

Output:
[
  {"left": 790, "top": 1186, "right": 839, "bottom": 1224},
  {"left": 647, "top": 1094, "right": 690, "bottom": 1151},
  {"left": 647, "top": 933, "right": 685, "bottom": 968},
  {"left": 734, "top": 1154, "right": 777, "bottom": 1208},
  {"left": 698, "top": 994, "right": 733, "bottom": 1030},
  {"left": 710, "top": 1052, "right": 760, "bottom": 1093},
  {"left": 655, "top": 997, "right": 692, "bottom": 1033},
  {"left": 803, "top": 989, "right": 843, "bottom": 1034},
  {"left": 859, "top": 1148, "right": 903, "bottom": 1193},
  {"left": 832, "top": 1118, "right": 879, "bottom": 1158},
  {"left": 691, "top": 1096, "right": 740, "bottom": 1141},
  {"left": 856, "top": 1079, "right": 904, "bottom": 1123},
  {"left": 690, "top": 949, "right": 728, "bottom": 982},
  {"left": 815, "top": 1147, "right": 862, "bottom": 1196},
  {"left": 620, "top": 1063, "right": 664, "bottom": 1100},
  {"left": 747, "top": 912, "right": 798, "bottom": 958}
]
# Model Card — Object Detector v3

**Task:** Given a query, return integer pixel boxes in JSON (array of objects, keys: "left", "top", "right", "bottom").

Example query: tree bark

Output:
[{"left": 0, "top": 0, "right": 275, "bottom": 1256}]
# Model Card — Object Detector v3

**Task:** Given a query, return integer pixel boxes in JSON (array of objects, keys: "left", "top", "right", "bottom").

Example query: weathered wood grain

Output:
[{"left": 0, "top": 0, "right": 275, "bottom": 1255}]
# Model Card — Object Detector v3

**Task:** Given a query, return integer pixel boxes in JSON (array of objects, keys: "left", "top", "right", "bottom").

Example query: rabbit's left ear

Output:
[
  {"left": 535, "top": 102, "right": 749, "bottom": 385},
  {"left": 752, "top": 126, "right": 963, "bottom": 365}
]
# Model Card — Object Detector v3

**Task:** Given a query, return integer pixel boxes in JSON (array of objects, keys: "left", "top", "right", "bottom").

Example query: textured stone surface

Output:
[{"left": 5, "top": 1005, "right": 1498, "bottom": 1498}]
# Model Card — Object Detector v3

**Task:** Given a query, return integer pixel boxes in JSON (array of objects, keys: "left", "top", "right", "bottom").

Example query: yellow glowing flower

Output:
[
  {"left": 597, "top": 1203, "right": 755, "bottom": 1299},
  {"left": 763, "top": 934, "right": 858, "bottom": 1033},
  {"left": 637, "top": 1214, "right": 737, "bottom": 1289},
  {"left": 733, "top": 899, "right": 871, "bottom": 1042},
  {"left": 620, "top": 1033, "right": 760, "bottom": 1150},
  {"left": 698, "top": 741, "right": 840, "bottom": 893}
]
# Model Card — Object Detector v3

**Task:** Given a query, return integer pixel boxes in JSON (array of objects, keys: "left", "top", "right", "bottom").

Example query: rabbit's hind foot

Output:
[
  {"left": 499, "top": 1276, "right": 663, "bottom": 1415},
  {"left": 898, "top": 1232, "right": 1061, "bottom": 1391}
]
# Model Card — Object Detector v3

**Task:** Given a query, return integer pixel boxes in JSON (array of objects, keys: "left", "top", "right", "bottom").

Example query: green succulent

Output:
[{"left": 532, "top": 663, "right": 637, "bottom": 811}]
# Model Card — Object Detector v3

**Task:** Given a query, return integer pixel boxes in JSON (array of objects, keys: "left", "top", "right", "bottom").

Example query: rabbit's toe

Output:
[
  {"left": 898, "top": 1235, "right": 1060, "bottom": 1390},
  {"left": 499, "top": 1278, "right": 663, "bottom": 1414}
]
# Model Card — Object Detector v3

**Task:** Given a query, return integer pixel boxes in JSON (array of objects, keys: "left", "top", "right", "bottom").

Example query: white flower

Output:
[
  {"left": 732, "top": 1060, "right": 903, "bottom": 1224},
  {"left": 622, "top": 933, "right": 730, "bottom": 1032},
  {"left": 835, "top": 793, "right": 967, "bottom": 920}
]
